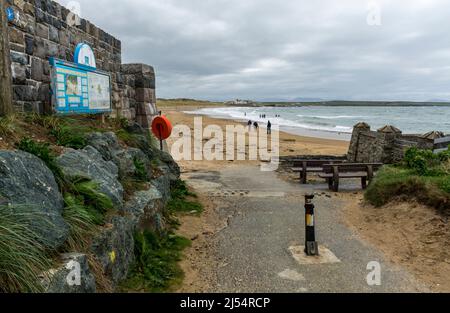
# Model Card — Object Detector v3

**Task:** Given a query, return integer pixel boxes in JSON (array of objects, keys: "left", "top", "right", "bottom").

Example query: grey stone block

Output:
[{"left": 10, "top": 51, "right": 28, "bottom": 65}]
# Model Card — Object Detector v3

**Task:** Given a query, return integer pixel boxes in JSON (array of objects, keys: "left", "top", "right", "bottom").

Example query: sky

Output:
[{"left": 58, "top": 0, "right": 450, "bottom": 102}]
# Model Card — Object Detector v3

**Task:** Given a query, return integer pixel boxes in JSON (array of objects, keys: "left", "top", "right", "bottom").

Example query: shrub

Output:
[
  {"left": 0, "top": 205, "right": 54, "bottom": 293},
  {"left": 404, "top": 147, "right": 438, "bottom": 175},
  {"left": 365, "top": 166, "right": 450, "bottom": 213}
]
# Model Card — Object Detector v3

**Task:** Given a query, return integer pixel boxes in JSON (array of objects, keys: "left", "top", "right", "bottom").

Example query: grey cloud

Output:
[{"left": 58, "top": 0, "right": 450, "bottom": 101}]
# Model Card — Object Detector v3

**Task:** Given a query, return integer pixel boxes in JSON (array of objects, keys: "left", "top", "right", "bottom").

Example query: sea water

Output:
[{"left": 187, "top": 106, "right": 450, "bottom": 141}]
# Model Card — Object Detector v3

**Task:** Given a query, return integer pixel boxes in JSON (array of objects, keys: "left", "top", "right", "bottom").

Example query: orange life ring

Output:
[{"left": 151, "top": 115, "right": 173, "bottom": 140}]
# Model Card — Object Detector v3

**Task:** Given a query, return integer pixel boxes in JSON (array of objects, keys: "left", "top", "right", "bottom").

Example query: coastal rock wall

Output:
[
  {"left": 347, "top": 123, "right": 439, "bottom": 164},
  {"left": 0, "top": 127, "right": 180, "bottom": 293},
  {"left": 5, "top": 0, "right": 157, "bottom": 126}
]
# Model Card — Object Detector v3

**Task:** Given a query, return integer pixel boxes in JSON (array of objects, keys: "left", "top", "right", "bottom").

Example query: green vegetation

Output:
[
  {"left": 0, "top": 205, "right": 54, "bottom": 293},
  {"left": 116, "top": 128, "right": 157, "bottom": 150},
  {"left": 16, "top": 138, "right": 64, "bottom": 182},
  {"left": 121, "top": 180, "right": 201, "bottom": 292},
  {"left": 50, "top": 124, "right": 88, "bottom": 149},
  {"left": 0, "top": 114, "right": 18, "bottom": 138},
  {"left": 133, "top": 157, "right": 148, "bottom": 181},
  {"left": 157, "top": 98, "right": 223, "bottom": 108},
  {"left": 65, "top": 179, "right": 114, "bottom": 226},
  {"left": 365, "top": 147, "right": 450, "bottom": 213},
  {"left": 120, "top": 230, "right": 190, "bottom": 292},
  {"left": 63, "top": 194, "right": 97, "bottom": 251},
  {"left": 167, "top": 180, "right": 203, "bottom": 215}
]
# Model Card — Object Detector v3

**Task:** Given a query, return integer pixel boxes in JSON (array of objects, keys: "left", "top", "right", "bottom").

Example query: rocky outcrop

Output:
[
  {"left": 56, "top": 146, "right": 124, "bottom": 207},
  {"left": 0, "top": 122, "right": 180, "bottom": 292},
  {"left": 0, "top": 151, "right": 69, "bottom": 249},
  {"left": 91, "top": 216, "right": 135, "bottom": 285},
  {"left": 87, "top": 132, "right": 152, "bottom": 180},
  {"left": 122, "top": 186, "right": 166, "bottom": 233},
  {"left": 43, "top": 253, "right": 96, "bottom": 293},
  {"left": 124, "top": 123, "right": 180, "bottom": 182}
]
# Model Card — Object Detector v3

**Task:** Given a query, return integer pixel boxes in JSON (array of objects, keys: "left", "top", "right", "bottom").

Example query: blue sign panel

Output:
[
  {"left": 6, "top": 7, "right": 15, "bottom": 22},
  {"left": 50, "top": 58, "right": 112, "bottom": 115}
]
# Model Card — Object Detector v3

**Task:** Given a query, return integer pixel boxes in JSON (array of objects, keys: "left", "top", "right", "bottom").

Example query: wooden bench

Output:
[
  {"left": 291, "top": 159, "right": 345, "bottom": 184},
  {"left": 434, "top": 136, "right": 450, "bottom": 154},
  {"left": 319, "top": 163, "right": 383, "bottom": 192}
]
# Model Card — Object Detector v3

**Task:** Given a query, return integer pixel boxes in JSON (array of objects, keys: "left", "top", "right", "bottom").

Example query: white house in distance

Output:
[{"left": 225, "top": 99, "right": 256, "bottom": 106}]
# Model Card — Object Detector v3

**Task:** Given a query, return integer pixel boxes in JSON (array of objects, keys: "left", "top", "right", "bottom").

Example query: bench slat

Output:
[
  {"left": 319, "top": 172, "right": 368, "bottom": 178},
  {"left": 292, "top": 167, "right": 324, "bottom": 172}
]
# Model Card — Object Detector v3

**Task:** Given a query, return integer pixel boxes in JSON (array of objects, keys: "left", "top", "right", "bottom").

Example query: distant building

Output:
[{"left": 225, "top": 99, "right": 256, "bottom": 106}]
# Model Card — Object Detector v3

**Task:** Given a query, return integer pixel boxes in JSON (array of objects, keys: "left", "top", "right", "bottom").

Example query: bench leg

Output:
[
  {"left": 327, "top": 178, "right": 333, "bottom": 190},
  {"left": 301, "top": 170, "right": 307, "bottom": 184},
  {"left": 361, "top": 177, "right": 367, "bottom": 190},
  {"left": 333, "top": 178, "right": 339, "bottom": 192}
]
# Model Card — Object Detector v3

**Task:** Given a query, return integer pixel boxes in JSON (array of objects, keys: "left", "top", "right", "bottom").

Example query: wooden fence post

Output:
[{"left": 0, "top": 0, "right": 13, "bottom": 116}]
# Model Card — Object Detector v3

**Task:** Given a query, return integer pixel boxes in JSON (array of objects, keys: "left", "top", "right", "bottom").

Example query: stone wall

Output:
[
  {"left": 347, "top": 123, "right": 441, "bottom": 164},
  {"left": 5, "top": 0, "right": 157, "bottom": 125}
]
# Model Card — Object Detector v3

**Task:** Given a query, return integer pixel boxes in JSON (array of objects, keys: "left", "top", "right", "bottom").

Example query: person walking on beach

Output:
[
  {"left": 253, "top": 121, "right": 259, "bottom": 130},
  {"left": 248, "top": 120, "right": 252, "bottom": 131},
  {"left": 267, "top": 120, "right": 272, "bottom": 135}
]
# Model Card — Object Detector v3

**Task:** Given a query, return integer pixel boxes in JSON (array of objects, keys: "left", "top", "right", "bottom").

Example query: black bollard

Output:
[{"left": 305, "top": 194, "right": 319, "bottom": 256}]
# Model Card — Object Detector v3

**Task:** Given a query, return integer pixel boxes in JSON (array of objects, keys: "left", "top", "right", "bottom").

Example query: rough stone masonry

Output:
[{"left": 5, "top": 0, "right": 158, "bottom": 127}]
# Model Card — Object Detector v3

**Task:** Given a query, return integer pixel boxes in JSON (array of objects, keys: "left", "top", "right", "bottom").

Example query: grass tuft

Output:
[
  {"left": 120, "top": 230, "right": 190, "bottom": 292},
  {"left": 50, "top": 124, "right": 87, "bottom": 149},
  {"left": 0, "top": 205, "right": 54, "bottom": 293},
  {"left": 62, "top": 194, "right": 97, "bottom": 251},
  {"left": 167, "top": 180, "right": 203, "bottom": 215},
  {"left": 133, "top": 157, "right": 148, "bottom": 181},
  {"left": 0, "top": 114, "right": 18, "bottom": 138}
]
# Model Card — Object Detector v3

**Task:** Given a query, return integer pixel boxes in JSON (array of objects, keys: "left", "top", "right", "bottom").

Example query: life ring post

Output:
[{"left": 151, "top": 115, "right": 173, "bottom": 152}]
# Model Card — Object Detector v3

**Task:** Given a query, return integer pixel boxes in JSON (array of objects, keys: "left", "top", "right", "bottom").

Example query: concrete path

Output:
[{"left": 184, "top": 164, "right": 426, "bottom": 293}]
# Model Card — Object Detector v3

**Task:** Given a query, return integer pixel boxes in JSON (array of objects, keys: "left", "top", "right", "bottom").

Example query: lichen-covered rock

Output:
[
  {"left": 151, "top": 167, "right": 172, "bottom": 204},
  {"left": 156, "top": 150, "right": 181, "bottom": 184},
  {"left": 124, "top": 123, "right": 180, "bottom": 182},
  {"left": 57, "top": 146, "right": 124, "bottom": 207},
  {"left": 91, "top": 217, "right": 135, "bottom": 285},
  {"left": 43, "top": 253, "right": 96, "bottom": 293},
  {"left": 0, "top": 150, "right": 69, "bottom": 249},
  {"left": 87, "top": 132, "right": 152, "bottom": 180},
  {"left": 113, "top": 148, "right": 151, "bottom": 180},
  {"left": 85, "top": 132, "right": 121, "bottom": 161},
  {"left": 122, "top": 186, "right": 165, "bottom": 233}
]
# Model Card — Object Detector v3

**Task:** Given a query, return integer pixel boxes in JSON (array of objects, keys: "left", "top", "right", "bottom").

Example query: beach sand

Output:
[{"left": 162, "top": 105, "right": 350, "bottom": 159}]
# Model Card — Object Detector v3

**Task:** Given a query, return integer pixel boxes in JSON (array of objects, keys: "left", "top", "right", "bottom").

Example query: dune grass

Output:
[
  {"left": 0, "top": 114, "right": 19, "bottom": 139},
  {"left": 0, "top": 205, "right": 55, "bottom": 293},
  {"left": 365, "top": 147, "right": 450, "bottom": 214}
]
